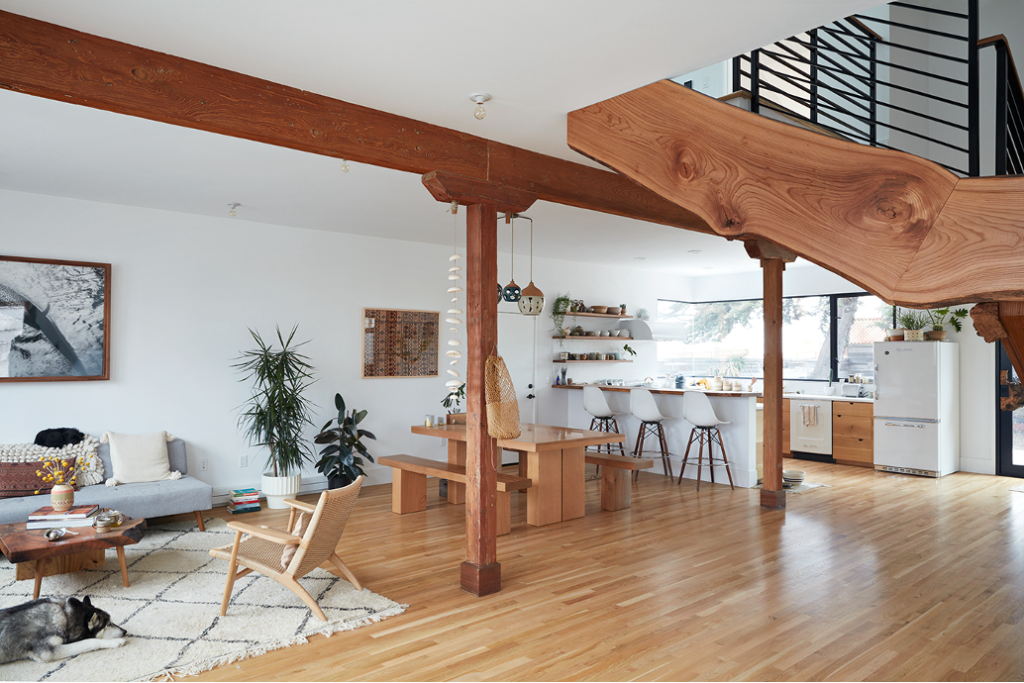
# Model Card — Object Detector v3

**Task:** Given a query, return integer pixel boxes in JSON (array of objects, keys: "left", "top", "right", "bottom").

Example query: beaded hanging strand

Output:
[{"left": 445, "top": 201, "right": 463, "bottom": 391}]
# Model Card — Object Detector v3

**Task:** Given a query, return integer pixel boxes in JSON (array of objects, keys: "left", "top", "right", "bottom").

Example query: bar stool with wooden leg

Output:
[
  {"left": 583, "top": 386, "right": 626, "bottom": 456},
  {"left": 629, "top": 388, "right": 673, "bottom": 480},
  {"left": 678, "top": 391, "right": 734, "bottom": 491},
  {"left": 584, "top": 385, "right": 625, "bottom": 480}
]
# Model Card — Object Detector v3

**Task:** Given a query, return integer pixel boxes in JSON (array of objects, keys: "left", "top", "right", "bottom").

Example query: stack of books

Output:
[
  {"left": 27, "top": 504, "right": 100, "bottom": 529},
  {"left": 227, "top": 488, "right": 261, "bottom": 514}
]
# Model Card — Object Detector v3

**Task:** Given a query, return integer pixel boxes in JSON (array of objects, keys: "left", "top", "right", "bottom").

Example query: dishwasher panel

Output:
[{"left": 790, "top": 399, "right": 833, "bottom": 459}]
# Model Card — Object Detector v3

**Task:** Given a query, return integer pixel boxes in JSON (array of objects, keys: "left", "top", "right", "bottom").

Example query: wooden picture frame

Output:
[
  {"left": 362, "top": 308, "right": 439, "bottom": 378},
  {"left": 0, "top": 255, "right": 111, "bottom": 382}
]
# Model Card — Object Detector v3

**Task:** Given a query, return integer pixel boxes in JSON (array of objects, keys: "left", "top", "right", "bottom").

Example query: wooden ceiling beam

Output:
[{"left": 0, "top": 10, "right": 710, "bottom": 234}]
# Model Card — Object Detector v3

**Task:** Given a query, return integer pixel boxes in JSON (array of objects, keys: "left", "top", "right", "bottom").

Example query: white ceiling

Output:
[{"left": 0, "top": 0, "right": 884, "bottom": 275}]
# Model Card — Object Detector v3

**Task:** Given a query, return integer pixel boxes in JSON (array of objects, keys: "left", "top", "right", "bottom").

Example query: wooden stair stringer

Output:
[{"left": 567, "top": 79, "right": 1024, "bottom": 309}]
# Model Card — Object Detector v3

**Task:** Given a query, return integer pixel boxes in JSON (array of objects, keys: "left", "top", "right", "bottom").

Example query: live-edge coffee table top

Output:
[
  {"left": 0, "top": 517, "right": 147, "bottom": 564},
  {"left": 411, "top": 422, "right": 624, "bottom": 452}
]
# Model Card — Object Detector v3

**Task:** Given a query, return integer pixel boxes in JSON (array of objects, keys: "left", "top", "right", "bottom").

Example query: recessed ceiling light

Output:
[
  {"left": 688, "top": 249, "right": 702, "bottom": 254},
  {"left": 634, "top": 256, "right": 646, "bottom": 260}
]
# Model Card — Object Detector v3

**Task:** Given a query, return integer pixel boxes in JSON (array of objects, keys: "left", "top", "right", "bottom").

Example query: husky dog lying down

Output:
[{"left": 0, "top": 596, "right": 126, "bottom": 664}]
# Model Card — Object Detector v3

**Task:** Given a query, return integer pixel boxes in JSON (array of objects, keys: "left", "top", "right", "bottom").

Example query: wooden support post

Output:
[
  {"left": 745, "top": 240, "right": 794, "bottom": 510},
  {"left": 463, "top": 202, "right": 502, "bottom": 595},
  {"left": 422, "top": 171, "right": 535, "bottom": 596}
]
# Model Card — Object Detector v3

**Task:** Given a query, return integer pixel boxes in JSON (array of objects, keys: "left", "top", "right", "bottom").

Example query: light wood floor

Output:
[{"left": 175, "top": 461, "right": 1024, "bottom": 681}]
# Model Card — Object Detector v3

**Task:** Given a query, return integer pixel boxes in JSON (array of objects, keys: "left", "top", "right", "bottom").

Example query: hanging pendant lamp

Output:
[
  {"left": 502, "top": 215, "right": 522, "bottom": 302},
  {"left": 516, "top": 214, "right": 544, "bottom": 315}
]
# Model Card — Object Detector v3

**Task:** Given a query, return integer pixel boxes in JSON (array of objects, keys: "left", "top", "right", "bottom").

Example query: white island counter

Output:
[{"left": 553, "top": 384, "right": 764, "bottom": 488}]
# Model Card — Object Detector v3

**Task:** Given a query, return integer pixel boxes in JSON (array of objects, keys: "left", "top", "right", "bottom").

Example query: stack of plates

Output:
[{"left": 782, "top": 470, "right": 806, "bottom": 488}]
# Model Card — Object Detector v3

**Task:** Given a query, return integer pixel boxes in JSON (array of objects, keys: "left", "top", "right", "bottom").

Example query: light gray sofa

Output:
[{"left": 0, "top": 438, "right": 213, "bottom": 529}]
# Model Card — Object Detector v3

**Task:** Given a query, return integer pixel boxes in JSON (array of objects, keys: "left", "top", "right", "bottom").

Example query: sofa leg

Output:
[{"left": 194, "top": 510, "right": 206, "bottom": 531}]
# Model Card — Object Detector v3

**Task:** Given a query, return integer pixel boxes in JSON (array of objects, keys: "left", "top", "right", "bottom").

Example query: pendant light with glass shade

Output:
[{"left": 515, "top": 214, "right": 545, "bottom": 315}]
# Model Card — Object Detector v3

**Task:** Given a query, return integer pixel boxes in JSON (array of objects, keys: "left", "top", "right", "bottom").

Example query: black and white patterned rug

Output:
[{"left": 0, "top": 518, "right": 405, "bottom": 681}]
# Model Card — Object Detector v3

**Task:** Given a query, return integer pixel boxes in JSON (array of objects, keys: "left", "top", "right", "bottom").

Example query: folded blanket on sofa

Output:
[{"left": 0, "top": 436, "right": 104, "bottom": 486}]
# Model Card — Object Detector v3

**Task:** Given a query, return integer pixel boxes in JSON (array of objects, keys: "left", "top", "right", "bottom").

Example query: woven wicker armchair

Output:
[{"left": 209, "top": 476, "right": 363, "bottom": 621}]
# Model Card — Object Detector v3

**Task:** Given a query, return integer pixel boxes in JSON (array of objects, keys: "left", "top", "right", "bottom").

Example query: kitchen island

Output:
[{"left": 553, "top": 384, "right": 764, "bottom": 488}]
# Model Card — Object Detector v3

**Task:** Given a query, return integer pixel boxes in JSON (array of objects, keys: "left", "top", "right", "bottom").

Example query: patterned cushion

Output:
[{"left": 0, "top": 457, "right": 78, "bottom": 499}]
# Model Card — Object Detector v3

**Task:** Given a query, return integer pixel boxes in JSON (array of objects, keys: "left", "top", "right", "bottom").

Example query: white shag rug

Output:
[{"left": 0, "top": 518, "right": 405, "bottom": 681}]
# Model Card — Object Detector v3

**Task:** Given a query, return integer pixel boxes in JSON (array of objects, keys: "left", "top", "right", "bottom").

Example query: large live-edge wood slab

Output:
[{"left": 567, "top": 79, "right": 1024, "bottom": 309}]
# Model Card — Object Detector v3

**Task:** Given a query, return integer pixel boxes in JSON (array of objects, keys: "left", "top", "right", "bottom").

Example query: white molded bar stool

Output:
[
  {"left": 583, "top": 386, "right": 626, "bottom": 457},
  {"left": 629, "top": 388, "right": 673, "bottom": 479},
  {"left": 678, "top": 391, "right": 734, "bottom": 490}
]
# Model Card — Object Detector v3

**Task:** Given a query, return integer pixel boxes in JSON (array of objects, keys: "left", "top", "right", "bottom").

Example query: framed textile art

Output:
[
  {"left": 0, "top": 255, "right": 111, "bottom": 382},
  {"left": 362, "top": 308, "right": 439, "bottom": 378}
]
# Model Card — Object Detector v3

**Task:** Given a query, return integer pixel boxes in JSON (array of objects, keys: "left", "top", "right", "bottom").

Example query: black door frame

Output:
[{"left": 996, "top": 342, "right": 1024, "bottom": 478}]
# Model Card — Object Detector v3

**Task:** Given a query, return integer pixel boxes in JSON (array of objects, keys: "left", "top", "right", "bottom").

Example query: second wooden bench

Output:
[
  {"left": 585, "top": 452, "right": 653, "bottom": 511},
  {"left": 378, "top": 454, "right": 531, "bottom": 535}
]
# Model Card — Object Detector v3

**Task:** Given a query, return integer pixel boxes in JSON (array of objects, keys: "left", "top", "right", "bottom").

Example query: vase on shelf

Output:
[
  {"left": 711, "top": 375, "right": 724, "bottom": 391},
  {"left": 50, "top": 483, "right": 75, "bottom": 512}
]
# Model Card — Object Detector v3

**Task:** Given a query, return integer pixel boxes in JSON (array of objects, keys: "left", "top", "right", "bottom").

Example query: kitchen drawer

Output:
[{"left": 832, "top": 401, "right": 873, "bottom": 418}]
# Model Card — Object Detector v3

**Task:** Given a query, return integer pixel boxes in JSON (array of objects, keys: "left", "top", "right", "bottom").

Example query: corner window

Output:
[{"left": 657, "top": 293, "right": 895, "bottom": 382}]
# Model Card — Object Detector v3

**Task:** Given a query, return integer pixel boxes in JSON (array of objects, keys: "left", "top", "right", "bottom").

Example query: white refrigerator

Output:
[{"left": 873, "top": 341, "right": 960, "bottom": 477}]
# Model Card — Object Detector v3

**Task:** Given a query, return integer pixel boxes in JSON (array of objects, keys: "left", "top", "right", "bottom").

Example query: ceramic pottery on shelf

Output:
[{"left": 50, "top": 483, "right": 75, "bottom": 512}]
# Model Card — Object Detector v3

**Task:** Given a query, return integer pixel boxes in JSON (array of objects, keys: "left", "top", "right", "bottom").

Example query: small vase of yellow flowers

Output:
[{"left": 35, "top": 459, "right": 77, "bottom": 512}]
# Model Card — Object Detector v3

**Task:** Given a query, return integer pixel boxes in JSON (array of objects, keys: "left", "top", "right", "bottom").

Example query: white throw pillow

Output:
[{"left": 103, "top": 431, "right": 181, "bottom": 485}]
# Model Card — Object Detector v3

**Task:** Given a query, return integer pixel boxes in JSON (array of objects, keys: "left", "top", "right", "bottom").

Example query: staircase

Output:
[{"left": 566, "top": 1, "right": 1024, "bottom": 379}]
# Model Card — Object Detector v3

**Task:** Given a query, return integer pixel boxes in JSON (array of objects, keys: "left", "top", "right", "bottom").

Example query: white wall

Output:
[
  {"left": 0, "top": 189, "right": 696, "bottom": 500},
  {"left": 688, "top": 261, "right": 998, "bottom": 475}
]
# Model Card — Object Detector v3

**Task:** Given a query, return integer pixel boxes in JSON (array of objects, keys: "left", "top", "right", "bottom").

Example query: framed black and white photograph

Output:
[{"left": 0, "top": 255, "right": 111, "bottom": 382}]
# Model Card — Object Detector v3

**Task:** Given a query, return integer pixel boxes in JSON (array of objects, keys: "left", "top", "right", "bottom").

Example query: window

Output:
[{"left": 657, "top": 293, "right": 895, "bottom": 382}]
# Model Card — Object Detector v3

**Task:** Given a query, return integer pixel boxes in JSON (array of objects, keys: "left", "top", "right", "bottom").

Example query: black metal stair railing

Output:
[
  {"left": 980, "top": 35, "right": 1024, "bottom": 175},
  {"left": 733, "top": 0, "right": 982, "bottom": 177}
]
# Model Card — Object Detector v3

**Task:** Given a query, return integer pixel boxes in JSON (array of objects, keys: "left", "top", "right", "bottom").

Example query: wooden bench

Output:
[
  {"left": 585, "top": 453, "right": 653, "bottom": 511},
  {"left": 379, "top": 455, "right": 531, "bottom": 535}
]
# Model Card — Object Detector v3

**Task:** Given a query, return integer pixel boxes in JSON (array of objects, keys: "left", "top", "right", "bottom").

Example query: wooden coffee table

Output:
[{"left": 0, "top": 517, "right": 147, "bottom": 598}]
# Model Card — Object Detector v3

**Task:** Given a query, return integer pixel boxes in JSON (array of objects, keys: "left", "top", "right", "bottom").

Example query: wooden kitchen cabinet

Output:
[
  {"left": 782, "top": 398, "right": 791, "bottom": 457},
  {"left": 832, "top": 401, "right": 873, "bottom": 467},
  {"left": 758, "top": 397, "right": 791, "bottom": 457}
]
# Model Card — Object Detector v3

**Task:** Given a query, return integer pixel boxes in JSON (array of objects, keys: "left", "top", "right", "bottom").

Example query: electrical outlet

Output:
[
  {"left": 199, "top": 459, "right": 208, "bottom": 471},
  {"left": 239, "top": 454, "right": 247, "bottom": 467}
]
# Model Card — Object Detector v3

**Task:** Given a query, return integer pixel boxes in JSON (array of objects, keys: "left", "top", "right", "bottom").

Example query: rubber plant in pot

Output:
[
  {"left": 314, "top": 393, "right": 376, "bottom": 489},
  {"left": 235, "top": 326, "right": 316, "bottom": 509}
]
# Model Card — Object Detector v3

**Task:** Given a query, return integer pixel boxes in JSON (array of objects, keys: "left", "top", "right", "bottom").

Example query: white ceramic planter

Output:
[{"left": 261, "top": 473, "right": 302, "bottom": 509}]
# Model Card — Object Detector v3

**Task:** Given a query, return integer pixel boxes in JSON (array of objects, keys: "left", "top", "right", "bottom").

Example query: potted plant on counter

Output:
[
  {"left": 236, "top": 326, "right": 316, "bottom": 508},
  {"left": 898, "top": 309, "right": 928, "bottom": 341},
  {"left": 926, "top": 307, "right": 968, "bottom": 341},
  {"left": 314, "top": 393, "right": 376, "bottom": 489}
]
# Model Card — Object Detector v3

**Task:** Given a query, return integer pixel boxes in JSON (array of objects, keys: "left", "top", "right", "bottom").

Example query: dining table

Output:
[{"left": 410, "top": 422, "right": 626, "bottom": 527}]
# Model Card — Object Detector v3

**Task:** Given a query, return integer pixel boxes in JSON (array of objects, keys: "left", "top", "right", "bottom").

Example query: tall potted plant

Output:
[
  {"left": 235, "top": 326, "right": 316, "bottom": 508},
  {"left": 314, "top": 393, "right": 376, "bottom": 489}
]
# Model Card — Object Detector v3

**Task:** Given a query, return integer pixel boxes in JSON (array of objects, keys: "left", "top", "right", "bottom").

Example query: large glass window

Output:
[
  {"left": 657, "top": 293, "right": 895, "bottom": 382},
  {"left": 837, "top": 295, "right": 891, "bottom": 382}
]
